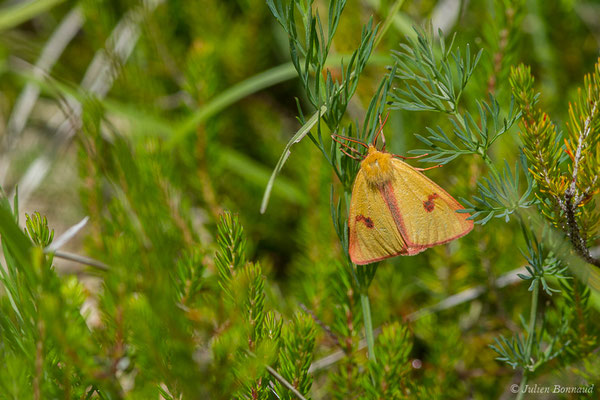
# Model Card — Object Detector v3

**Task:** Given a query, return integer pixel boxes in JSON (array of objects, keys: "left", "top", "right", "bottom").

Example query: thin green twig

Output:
[
  {"left": 360, "top": 291, "right": 376, "bottom": 363},
  {"left": 516, "top": 279, "right": 539, "bottom": 400},
  {"left": 51, "top": 250, "right": 109, "bottom": 272},
  {"left": 450, "top": 107, "right": 504, "bottom": 183},
  {"left": 373, "top": 0, "right": 406, "bottom": 49}
]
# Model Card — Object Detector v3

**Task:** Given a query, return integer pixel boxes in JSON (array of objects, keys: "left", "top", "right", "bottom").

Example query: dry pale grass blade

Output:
[{"left": 12, "top": 0, "right": 165, "bottom": 207}]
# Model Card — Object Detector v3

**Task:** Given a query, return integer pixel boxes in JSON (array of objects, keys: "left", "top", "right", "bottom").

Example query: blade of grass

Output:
[
  {"left": 260, "top": 105, "right": 327, "bottom": 214},
  {"left": 45, "top": 216, "right": 88, "bottom": 253},
  {"left": 168, "top": 53, "right": 391, "bottom": 147},
  {"left": 11, "top": 63, "right": 173, "bottom": 137},
  {"left": 1, "top": 7, "right": 83, "bottom": 185},
  {"left": 366, "top": 0, "right": 415, "bottom": 40},
  {"left": 373, "top": 0, "right": 406, "bottom": 49},
  {"left": 11, "top": 0, "right": 164, "bottom": 206},
  {"left": 168, "top": 62, "right": 298, "bottom": 147},
  {"left": 51, "top": 250, "right": 109, "bottom": 272}
]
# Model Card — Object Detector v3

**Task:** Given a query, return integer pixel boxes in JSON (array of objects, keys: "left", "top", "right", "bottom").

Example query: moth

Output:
[{"left": 334, "top": 117, "right": 473, "bottom": 265}]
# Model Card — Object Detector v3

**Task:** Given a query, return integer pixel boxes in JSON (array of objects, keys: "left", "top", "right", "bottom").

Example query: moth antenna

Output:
[
  {"left": 331, "top": 135, "right": 363, "bottom": 154},
  {"left": 331, "top": 133, "right": 369, "bottom": 149},
  {"left": 414, "top": 164, "right": 443, "bottom": 172},
  {"left": 392, "top": 153, "right": 430, "bottom": 160},
  {"left": 373, "top": 112, "right": 390, "bottom": 150}
]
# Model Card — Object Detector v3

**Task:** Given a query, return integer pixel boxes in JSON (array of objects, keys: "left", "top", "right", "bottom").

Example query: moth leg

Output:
[
  {"left": 413, "top": 164, "right": 443, "bottom": 172},
  {"left": 392, "top": 153, "right": 430, "bottom": 160}
]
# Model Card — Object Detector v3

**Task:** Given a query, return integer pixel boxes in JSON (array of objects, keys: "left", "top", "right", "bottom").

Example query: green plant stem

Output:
[
  {"left": 481, "top": 153, "right": 503, "bottom": 184},
  {"left": 450, "top": 108, "right": 504, "bottom": 184},
  {"left": 373, "top": 0, "right": 406, "bottom": 49},
  {"left": 516, "top": 279, "right": 539, "bottom": 400},
  {"left": 360, "top": 290, "right": 376, "bottom": 363},
  {"left": 51, "top": 250, "right": 109, "bottom": 271}
]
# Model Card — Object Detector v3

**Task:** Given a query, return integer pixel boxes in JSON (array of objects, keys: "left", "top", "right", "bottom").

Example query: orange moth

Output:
[{"left": 334, "top": 116, "right": 473, "bottom": 265}]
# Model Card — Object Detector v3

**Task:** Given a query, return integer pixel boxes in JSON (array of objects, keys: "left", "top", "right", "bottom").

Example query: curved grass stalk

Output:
[
  {"left": 360, "top": 291, "right": 376, "bottom": 363},
  {"left": 515, "top": 280, "right": 539, "bottom": 400},
  {"left": 169, "top": 62, "right": 299, "bottom": 147},
  {"left": 260, "top": 105, "right": 327, "bottom": 214}
]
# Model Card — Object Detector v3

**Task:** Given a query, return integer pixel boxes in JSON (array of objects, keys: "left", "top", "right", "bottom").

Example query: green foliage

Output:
[
  {"left": 0, "top": 0, "right": 65, "bottom": 32},
  {"left": 490, "top": 234, "right": 570, "bottom": 372},
  {"left": 510, "top": 64, "right": 568, "bottom": 216},
  {"left": 0, "top": 194, "right": 317, "bottom": 398},
  {"left": 390, "top": 25, "right": 481, "bottom": 114},
  {"left": 266, "top": 0, "right": 376, "bottom": 129},
  {"left": 24, "top": 212, "right": 54, "bottom": 248},
  {"left": 363, "top": 322, "right": 412, "bottom": 399},
  {"left": 511, "top": 61, "right": 600, "bottom": 267},
  {"left": 175, "top": 249, "right": 205, "bottom": 307},
  {"left": 408, "top": 95, "right": 520, "bottom": 165},
  {"left": 559, "top": 277, "right": 599, "bottom": 362},
  {"left": 261, "top": 0, "right": 381, "bottom": 213},
  {"left": 388, "top": 22, "right": 600, "bottom": 399},
  {"left": 276, "top": 313, "right": 316, "bottom": 399},
  {"left": 461, "top": 157, "right": 535, "bottom": 224},
  {"left": 216, "top": 211, "right": 247, "bottom": 299},
  {"left": 0, "top": 195, "right": 96, "bottom": 399},
  {"left": 327, "top": 264, "right": 362, "bottom": 399},
  {"left": 390, "top": 27, "right": 528, "bottom": 226}
]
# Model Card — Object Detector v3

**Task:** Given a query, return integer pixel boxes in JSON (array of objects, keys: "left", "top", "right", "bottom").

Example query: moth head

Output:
[{"left": 361, "top": 145, "right": 394, "bottom": 187}]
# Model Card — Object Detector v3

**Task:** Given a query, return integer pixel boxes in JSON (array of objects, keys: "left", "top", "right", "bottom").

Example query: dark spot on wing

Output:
[
  {"left": 423, "top": 193, "right": 440, "bottom": 212},
  {"left": 355, "top": 214, "right": 374, "bottom": 228}
]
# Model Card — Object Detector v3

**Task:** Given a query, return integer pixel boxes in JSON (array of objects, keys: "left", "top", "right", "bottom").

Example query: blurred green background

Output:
[
  {"left": 3, "top": 0, "right": 599, "bottom": 272},
  {"left": 1, "top": 0, "right": 600, "bottom": 398}
]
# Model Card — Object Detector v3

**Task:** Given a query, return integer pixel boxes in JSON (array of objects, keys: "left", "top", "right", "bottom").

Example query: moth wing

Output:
[
  {"left": 386, "top": 158, "right": 473, "bottom": 253},
  {"left": 348, "top": 169, "right": 408, "bottom": 265}
]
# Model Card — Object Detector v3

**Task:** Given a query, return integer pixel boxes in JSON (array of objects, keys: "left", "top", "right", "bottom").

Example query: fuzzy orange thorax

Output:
[{"left": 360, "top": 145, "right": 394, "bottom": 187}]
